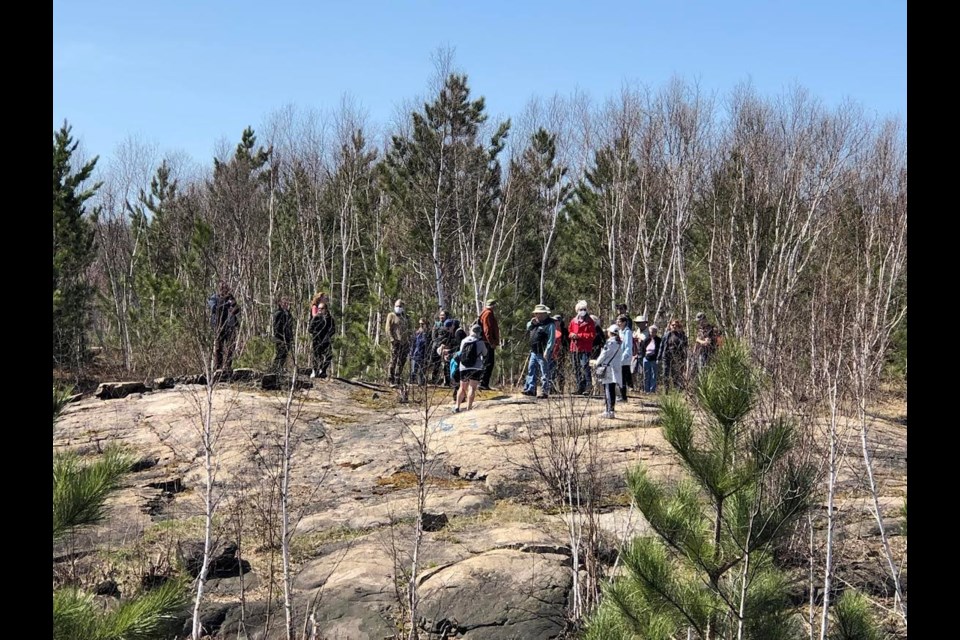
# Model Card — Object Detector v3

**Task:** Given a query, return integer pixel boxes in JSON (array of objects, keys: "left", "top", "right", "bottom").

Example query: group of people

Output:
[
  {"left": 209, "top": 285, "right": 336, "bottom": 378},
  {"left": 384, "top": 299, "right": 502, "bottom": 413},
  {"left": 210, "top": 282, "right": 722, "bottom": 420},
  {"left": 268, "top": 291, "right": 336, "bottom": 378},
  {"left": 520, "top": 301, "right": 720, "bottom": 419},
  {"left": 272, "top": 292, "right": 502, "bottom": 414}
]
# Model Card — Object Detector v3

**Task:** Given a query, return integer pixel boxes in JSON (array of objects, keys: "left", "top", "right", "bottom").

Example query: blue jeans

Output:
[
  {"left": 525, "top": 353, "right": 553, "bottom": 394},
  {"left": 643, "top": 358, "right": 658, "bottom": 393},
  {"left": 572, "top": 351, "right": 592, "bottom": 393}
]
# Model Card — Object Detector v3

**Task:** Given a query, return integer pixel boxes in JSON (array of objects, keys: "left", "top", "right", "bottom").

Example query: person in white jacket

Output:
[
  {"left": 596, "top": 324, "right": 623, "bottom": 419},
  {"left": 616, "top": 315, "right": 633, "bottom": 402}
]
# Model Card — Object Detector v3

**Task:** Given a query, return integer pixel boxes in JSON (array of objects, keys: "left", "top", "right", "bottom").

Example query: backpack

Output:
[
  {"left": 473, "top": 316, "right": 485, "bottom": 341},
  {"left": 529, "top": 322, "right": 549, "bottom": 351},
  {"left": 460, "top": 339, "right": 480, "bottom": 367},
  {"left": 450, "top": 352, "right": 461, "bottom": 379}
]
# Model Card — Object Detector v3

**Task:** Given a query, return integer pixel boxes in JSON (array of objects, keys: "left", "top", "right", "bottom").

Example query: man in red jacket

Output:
[
  {"left": 568, "top": 300, "right": 598, "bottom": 395},
  {"left": 478, "top": 299, "right": 501, "bottom": 390}
]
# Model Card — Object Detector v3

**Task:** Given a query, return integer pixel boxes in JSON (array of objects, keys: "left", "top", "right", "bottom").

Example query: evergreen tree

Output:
[
  {"left": 508, "top": 128, "right": 572, "bottom": 306},
  {"left": 586, "top": 341, "right": 816, "bottom": 640},
  {"left": 381, "top": 73, "right": 509, "bottom": 311},
  {"left": 53, "top": 122, "right": 101, "bottom": 370},
  {"left": 568, "top": 129, "right": 641, "bottom": 313}
]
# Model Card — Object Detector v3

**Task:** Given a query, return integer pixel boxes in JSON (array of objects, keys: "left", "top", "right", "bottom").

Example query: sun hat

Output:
[
  {"left": 608, "top": 324, "right": 620, "bottom": 334},
  {"left": 634, "top": 314, "right": 648, "bottom": 323},
  {"left": 533, "top": 304, "right": 551, "bottom": 314}
]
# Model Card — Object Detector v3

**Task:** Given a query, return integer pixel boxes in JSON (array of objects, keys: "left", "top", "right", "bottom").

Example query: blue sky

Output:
[{"left": 54, "top": 0, "right": 906, "bottom": 164}]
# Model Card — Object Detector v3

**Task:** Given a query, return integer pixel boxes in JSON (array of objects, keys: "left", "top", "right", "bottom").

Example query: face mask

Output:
[
  {"left": 578, "top": 310, "right": 587, "bottom": 319},
  {"left": 395, "top": 306, "right": 404, "bottom": 314}
]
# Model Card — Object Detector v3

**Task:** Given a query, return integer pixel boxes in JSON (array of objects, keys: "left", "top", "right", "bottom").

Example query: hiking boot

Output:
[
  {"left": 537, "top": 393, "right": 549, "bottom": 399},
  {"left": 521, "top": 390, "right": 536, "bottom": 396},
  {"left": 309, "top": 370, "right": 316, "bottom": 379}
]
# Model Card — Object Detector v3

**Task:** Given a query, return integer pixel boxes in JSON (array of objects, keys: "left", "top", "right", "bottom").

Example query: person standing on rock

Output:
[
  {"left": 385, "top": 299, "right": 412, "bottom": 386},
  {"left": 568, "top": 300, "right": 597, "bottom": 395},
  {"left": 478, "top": 299, "right": 500, "bottom": 390},
  {"left": 209, "top": 282, "right": 234, "bottom": 370},
  {"left": 220, "top": 299, "right": 241, "bottom": 372},
  {"left": 409, "top": 318, "right": 430, "bottom": 386},
  {"left": 659, "top": 318, "right": 688, "bottom": 391},
  {"left": 429, "top": 308, "right": 450, "bottom": 384},
  {"left": 597, "top": 323, "right": 623, "bottom": 419},
  {"left": 271, "top": 296, "right": 294, "bottom": 373},
  {"left": 522, "top": 304, "right": 556, "bottom": 399},
  {"left": 615, "top": 314, "right": 634, "bottom": 402},
  {"left": 455, "top": 325, "right": 488, "bottom": 412},
  {"left": 308, "top": 301, "right": 335, "bottom": 378},
  {"left": 694, "top": 311, "right": 718, "bottom": 377}
]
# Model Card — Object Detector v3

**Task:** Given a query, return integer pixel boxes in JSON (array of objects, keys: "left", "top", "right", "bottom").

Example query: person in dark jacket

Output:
[
  {"left": 638, "top": 325, "right": 663, "bottom": 393},
  {"left": 523, "top": 304, "right": 556, "bottom": 399},
  {"left": 308, "top": 302, "right": 335, "bottom": 378},
  {"left": 429, "top": 308, "right": 450, "bottom": 384},
  {"left": 272, "top": 297, "right": 294, "bottom": 373},
  {"left": 409, "top": 318, "right": 430, "bottom": 385},
  {"left": 658, "top": 318, "right": 688, "bottom": 391},
  {"left": 550, "top": 313, "right": 568, "bottom": 393},
  {"left": 209, "top": 283, "right": 232, "bottom": 369},
  {"left": 211, "top": 289, "right": 237, "bottom": 371},
  {"left": 220, "top": 300, "right": 241, "bottom": 372}
]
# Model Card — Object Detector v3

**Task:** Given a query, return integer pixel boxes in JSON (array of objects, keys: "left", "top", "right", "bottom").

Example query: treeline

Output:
[{"left": 54, "top": 70, "right": 906, "bottom": 396}]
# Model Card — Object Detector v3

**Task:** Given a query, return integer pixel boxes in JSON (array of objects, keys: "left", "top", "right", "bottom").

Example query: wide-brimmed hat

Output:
[
  {"left": 532, "top": 304, "right": 551, "bottom": 314},
  {"left": 485, "top": 298, "right": 498, "bottom": 306},
  {"left": 634, "top": 314, "right": 648, "bottom": 323}
]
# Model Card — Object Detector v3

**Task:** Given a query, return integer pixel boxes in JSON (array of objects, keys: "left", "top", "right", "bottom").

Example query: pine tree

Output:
[
  {"left": 586, "top": 341, "right": 817, "bottom": 640},
  {"left": 508, "top": 128, "right": 572, "bottom": 305},
  {"left": 53, "top": 122, "right": 101, "bottom": 370},
  {"left": 381, "top": 73, "right": 509, "bottom": 311}
]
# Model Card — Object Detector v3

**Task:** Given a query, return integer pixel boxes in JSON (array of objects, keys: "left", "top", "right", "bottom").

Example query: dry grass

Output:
[
  {"left": 374, "top": 471, "right": 472, "bottom": 491},
  {"left": 443, "top": 499, "right": 551, "bottom": 534},
  {"left": 349, "top": 388, "right": 401, "bottom": 410}
]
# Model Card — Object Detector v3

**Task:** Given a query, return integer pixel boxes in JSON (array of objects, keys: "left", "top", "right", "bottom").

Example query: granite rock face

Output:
[{"left": 53, "top": 378, "right": 907, "bottom": 640}]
